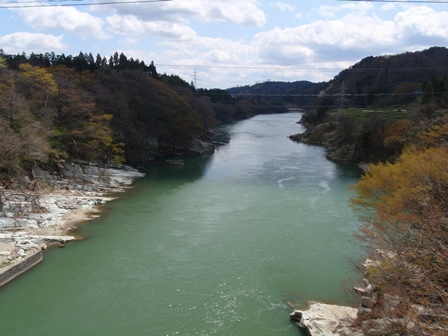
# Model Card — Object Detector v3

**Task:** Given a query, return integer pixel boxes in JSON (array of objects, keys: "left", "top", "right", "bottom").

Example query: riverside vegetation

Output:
[
  {"left": 1, "top": 47, "right": 448, "bottom": 335},
  {"left": 0, "top": 49, "right": 269, "bottom": 184},
  {"left": 288, "top": 49, "right": 448, "bottom": 334}
]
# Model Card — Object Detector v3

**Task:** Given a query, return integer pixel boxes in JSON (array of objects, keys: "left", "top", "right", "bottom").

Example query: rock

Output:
[
  {"left": 381, "top": 294, "right": 402, "bottom": 316},
  {"left": 188, "top": 139, "right": 215, "bottom": 154},
  {"left": 357, "top": 305, "right": 372, "bottom": 320},
  {"left": 165, "top": 159, "right": 185, "bottom": 165},
  {"left": 361, "top": 318, "right": 415, "bottom": 336},
  {"left": 361, "top": 296, "right": 377, "bottom": 309},
  {"left": 0, "top": 161, "right": 145, "bottom": 279},
  {"left": 290, "top": 302, "right": 360, "bottom": 336},
  {"left": 353, "top": 286, "right": 368, "bottom": 296},
  {"left": 17, "top": 249, "right": 26, "bottom": 257}
]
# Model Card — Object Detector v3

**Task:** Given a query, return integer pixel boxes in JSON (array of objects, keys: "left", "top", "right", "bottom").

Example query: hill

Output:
[
  {"left": 325, "top": 46, "right": 448, "bottom": 107},
  {"left": 227, "top": 46, "right": 448, "bottom": 110},
  {"left": 227, "top": 80, "right": 326, "bottom": 110}
]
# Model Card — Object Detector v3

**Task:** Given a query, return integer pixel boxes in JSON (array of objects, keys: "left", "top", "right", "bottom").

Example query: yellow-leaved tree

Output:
[{"left": 351, "top": 145, "right": 448, "bottom": 334}]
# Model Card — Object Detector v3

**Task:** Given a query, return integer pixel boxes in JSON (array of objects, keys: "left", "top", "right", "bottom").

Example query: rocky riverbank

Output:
[
  {"left": 0, "top": 160, "right": 145, "bottom": 286},
  {"left": 289, "top": 122, "right": 362, "bottom": 164}
]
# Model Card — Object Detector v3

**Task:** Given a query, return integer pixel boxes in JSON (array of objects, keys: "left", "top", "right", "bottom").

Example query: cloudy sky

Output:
[{"left": 1, "top": 0, "right": 447, "bottom": 88}]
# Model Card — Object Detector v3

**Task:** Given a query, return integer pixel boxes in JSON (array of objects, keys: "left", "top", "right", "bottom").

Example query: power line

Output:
[
  {"left": 336, "top": 0, "right": 448, "bottom": 3},
  {"left": 5, "top": 0, "right": 84, "bottom": 3},
  {"left": 158, "top": 64, "right": 342, "bottom": 72},
  {"left": 227, "top": 92, "right": 421, "bottom": 97},
  {"left": 157, "top": 63, "right": 448, "bottom": 73},
  {"left": 0, "top": 0, "right": 171, "bottom": 9}
]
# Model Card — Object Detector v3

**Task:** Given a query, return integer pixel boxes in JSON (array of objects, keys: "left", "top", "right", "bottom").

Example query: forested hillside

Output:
[
  {"left": 0, "top": 51, "right": 259, "bottom": 184},
  {"left": 293, "top": 47, "right": 448, "bottom": 164},
  {"left": 228, "top": 47, "right": 448, "bottom": 115},
  {"left": 325, "top": 46, "right": 448, "bottom": 107}
]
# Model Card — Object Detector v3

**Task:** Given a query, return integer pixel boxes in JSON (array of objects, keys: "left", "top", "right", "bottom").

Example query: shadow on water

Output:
[
  {"left": 136, "top": 124, "right": 232, "bottom": 185},
  {"left": 138, "top": 152, "right": 215, "bottom": 184}
]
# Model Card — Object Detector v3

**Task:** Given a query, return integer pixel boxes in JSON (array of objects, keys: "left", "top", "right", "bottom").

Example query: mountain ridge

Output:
[{"left": 226, "top": 46, "right": 448, "bottom": 109}]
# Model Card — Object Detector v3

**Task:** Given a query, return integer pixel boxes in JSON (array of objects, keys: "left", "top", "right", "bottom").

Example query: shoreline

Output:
[
  {"left": 0, "top": 190, "right": 110, "bottom": 287},
  {"left": 0, "top": 161, "right": 145, "bottom": 287}
]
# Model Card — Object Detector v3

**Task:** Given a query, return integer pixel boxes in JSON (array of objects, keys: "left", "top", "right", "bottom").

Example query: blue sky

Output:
[{"left": 1, "top": 0, "right": 448, "bottom": 88}]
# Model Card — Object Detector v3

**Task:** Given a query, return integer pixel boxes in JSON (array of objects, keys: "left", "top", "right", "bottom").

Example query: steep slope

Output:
[{"left": 325, "top": 46, "right": 448, "bottom": 107}]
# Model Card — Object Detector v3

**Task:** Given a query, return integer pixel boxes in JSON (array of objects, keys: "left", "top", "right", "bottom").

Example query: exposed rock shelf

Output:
[{"left": 0, "top": 160, "right": 144, "bottom": 287}]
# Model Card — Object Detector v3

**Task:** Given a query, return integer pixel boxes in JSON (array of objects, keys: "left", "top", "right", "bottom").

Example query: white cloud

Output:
[
  {"left": 252, "top": 5, "right": 448, "bottom": 68},
  {"left": 106, "top": 15, "right": 197, "bottom": 40},
  {"left": 317, "top": 5, "right": 338, "bottom": 19},
  {"left": 394, "top": 6, "right": 448, "bottom": 45},
  {"left": 101, "top": 0, "right": 266, "bottom": 27},
  {"left": 381, "top": 3, "right": 396, "bottom": 11},
  {"left": 159, "top": 37, "right": 253, "bottom": 64},
  {"left": 253, "top": 16, "right": 394, "bottom": 66},
  {"left": 104, "top": 3, "right": 448, "bottom": 88},
  {"left": 18, "top": 7, "right": 108, "bottom": 40},
  {"left": 0, "top": 32, "right": 66, "bottom": 53},
  {"left": 272, "top": 1, "right": 295, "bottom": 12},
  {"left": 318, "top": 2, "right": 374, "bottom": 18}
]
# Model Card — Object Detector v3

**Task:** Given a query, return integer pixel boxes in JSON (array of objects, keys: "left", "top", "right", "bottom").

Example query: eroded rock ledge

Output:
[{"left": 0, "top": 160, "right": 145, "bottom": 286}]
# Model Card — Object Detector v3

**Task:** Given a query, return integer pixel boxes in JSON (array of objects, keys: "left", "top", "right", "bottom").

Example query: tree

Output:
[
  {"left": 422, "top": 80, "right": 435, "bottom": 104},
  {"left": 0, "top": 65, "right": 51, "bottom": 180},
  {"left": 50, "top": 66, "right": 124, "bottom": 164},
  {"left": 382, "top": 119, "right": 412, "bottom": 154},
  {"left": 351, "top": 146, "right": 448, "bottom": 334},
  {"left": 334, "top": 114, "right": 358, "bottom": 145},
  {"left": 17, "top": 63, "right": 58, "bottom": 111},
  {"left": 148, "top": 61, "right": 159, "bottom": 79}
]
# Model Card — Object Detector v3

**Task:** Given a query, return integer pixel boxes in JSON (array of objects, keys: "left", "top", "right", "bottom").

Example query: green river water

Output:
[{"left": 0, "top": 113, "right": 362, "bottom": 336}]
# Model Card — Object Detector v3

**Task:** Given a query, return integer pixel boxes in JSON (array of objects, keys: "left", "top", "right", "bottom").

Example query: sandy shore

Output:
[{"left": 26, "top": 200, "right": 104, "bottom": 237}]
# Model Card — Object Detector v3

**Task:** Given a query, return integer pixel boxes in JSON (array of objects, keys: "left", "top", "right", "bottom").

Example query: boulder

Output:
[
  {"left": 290, "top": 302, "right": 361, "bottom": 336},
  {"left": 357, "top": 305, "right": 372, "bottom": 320},
  {"left": 361, "top": 296, "right": 377, "bottom": 309}
]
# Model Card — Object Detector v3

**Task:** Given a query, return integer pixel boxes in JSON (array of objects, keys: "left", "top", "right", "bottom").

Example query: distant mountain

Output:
[
  {"left": 227, "top": 80, "right": 327, "bottom": 110},
  {"left": 227, "top": 47, "right": 448, "bottom": 109}
]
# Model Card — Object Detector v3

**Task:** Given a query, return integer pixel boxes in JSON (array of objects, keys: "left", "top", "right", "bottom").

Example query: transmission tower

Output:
[{"left": 193, "top": 68, "right": 198, "bottom": 89}]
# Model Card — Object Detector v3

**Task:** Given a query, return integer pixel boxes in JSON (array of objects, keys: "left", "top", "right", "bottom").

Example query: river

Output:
[{"left": 0, "top": 113, "right": 362, "bottom": 336}]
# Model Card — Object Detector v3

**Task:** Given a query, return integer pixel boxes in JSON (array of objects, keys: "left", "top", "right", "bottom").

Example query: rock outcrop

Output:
[
  {"left": 290, "top": 302, "right": 362, "bottom": 336},
  {"left": 289, "top": 123, "right": 362, "bottom": 164},
  {"left": 341, "top": 258, "right": 448, "bottom": 336},
  {"left": 0, "top": 161, "right": 144, "bottom": 284}
]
